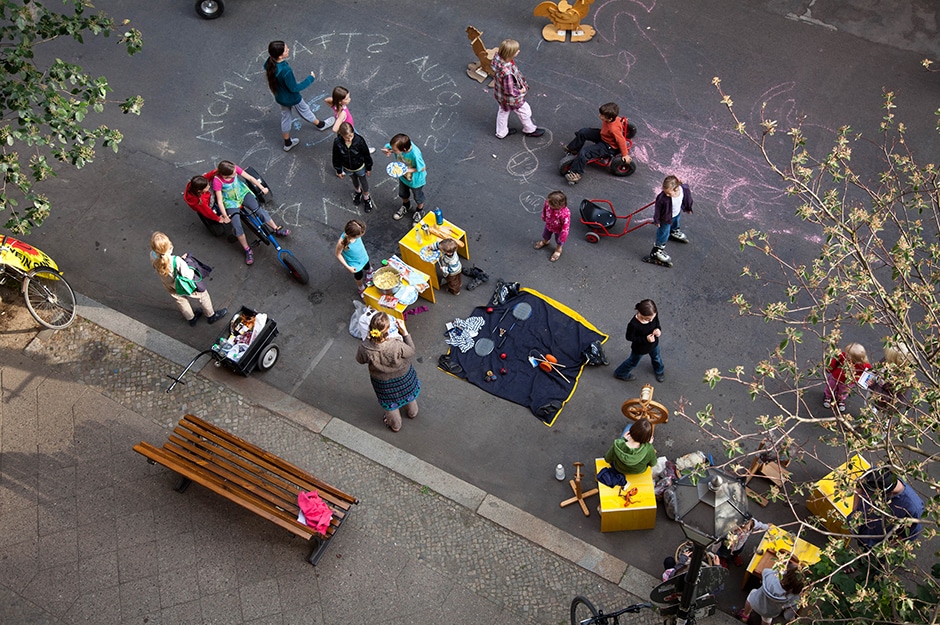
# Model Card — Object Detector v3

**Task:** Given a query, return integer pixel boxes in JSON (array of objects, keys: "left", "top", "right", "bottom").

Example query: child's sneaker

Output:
[
  {"left": 565, "top": 172, "right": 581, "bottom": 185},
  {"left": 412, "top": 209, "right": 423, "bottom": 223},
  {"left": 393, "top": 205, "right": 408, "bottom": 221},
  {"left": 315, "top": 116, "right": 336, "bottom": 131},
  {"left": 283, "top": 138, "right": 300, "bottom": 152},
  {"left": 244, "top": 248, "right": 254, "bottom": 265},
  {"left": 363, "top": 197, "right": 375, "bottom": 213},
  {"left": 823, "top": 398, "right": 831, "bottom": 409},
  {"left": 837, "top": 402, "right": 846, "bottom": 411},
  {"left": 353, "top": 191, "right": 362, "bottom": 205},
  {"left": 273, "top": 227, "right": 290, "bottom": 237}
]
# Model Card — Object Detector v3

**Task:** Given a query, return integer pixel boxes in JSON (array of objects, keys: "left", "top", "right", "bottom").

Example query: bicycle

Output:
[
  {"left": 0, "top": 234, "right": 76, "bottom": 330},
  {"left": 571, "top": 597, "right": 658, "bottom": 625}
]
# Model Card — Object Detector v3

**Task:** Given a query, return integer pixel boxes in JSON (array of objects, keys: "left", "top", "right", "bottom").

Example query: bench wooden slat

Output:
[
  {"left": 133, "top": 414, "right": 359, "bottom": 565},
  {"left": 181, "top": 415, "right": 358, "bottom": 505},
  {"left": 170, "top": 423, "right": 354, "bottom": 512},
  {"left": 134, "top": 441, "right": 320, "bottom": 540}
]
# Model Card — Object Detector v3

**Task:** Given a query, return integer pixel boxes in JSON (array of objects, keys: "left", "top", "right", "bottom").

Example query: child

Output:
[
  {"left": 432, "top": 238, "right": 462, "bottom": 295},
  {"left": 491, "top": 39, "right": 545, "bottom": 140},
  {"left": 263, "top": 41, "right": 334, "bottom": 151},
  {"left": 738, "top": 567, "right": 804, "bottom": 625},
  {"left": 604, "top": 418, "right": 656, "bottom": 476},
  {"left": 332, "top": 122, "right": 375, "bottom": 212},
  {"left": 534, "top": 190, "right": 570, "bottom": 262},
  {"left": 649, "top": 175, "right": 694, "bottom": 266},
  {"left": 382, "top": 133, "right": 427, "bottom": 223},
  {"left": 334, "top": 219, "right": 372, "bottom": 296},
  {"left": 563, "top": 102, "right": 632, "bottom": 185},
  {"left": 149, "top": 232, "right": 226, "bottom": 326},
  {"left": 210, "top": 161, "right": 290, "bottom": 265},
  {"left": 869, "top": 343, "right": 913, "bottom": 414},
  {"left": 613, "top": 299, "right": 665, "bottom": 383},
  {"left": 824, "top": 342, "right": 872, "bottom": 411}
]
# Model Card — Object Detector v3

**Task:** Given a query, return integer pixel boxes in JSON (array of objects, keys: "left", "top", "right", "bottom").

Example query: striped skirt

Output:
[{"left": 371, "top": 365, "right": 421, "bottom": 411}]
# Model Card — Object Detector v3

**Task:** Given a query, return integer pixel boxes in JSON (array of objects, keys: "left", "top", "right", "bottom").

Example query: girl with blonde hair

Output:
[{"left": 150, "top": 232, "right": 226, "bottom": 326}]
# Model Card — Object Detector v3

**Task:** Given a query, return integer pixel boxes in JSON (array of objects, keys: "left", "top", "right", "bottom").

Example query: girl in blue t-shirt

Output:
[{"left": 335, "top": 219, "right": 372, "bottom": 296}]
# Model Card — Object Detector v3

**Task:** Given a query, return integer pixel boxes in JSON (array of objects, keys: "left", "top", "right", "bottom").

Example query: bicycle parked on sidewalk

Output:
[
  {"left": 571, "top": 597, "right": 660, "bottom": 625},
  {"left": 0, "top": 234, "right": 76, "bottom": 330}
]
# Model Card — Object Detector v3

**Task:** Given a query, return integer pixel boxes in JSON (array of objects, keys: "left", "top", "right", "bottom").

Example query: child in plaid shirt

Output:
[
  {"left": 491, "top": 39, "right": 545, "bottom": 140},
  {"left": 432, "top": 238, "right": 462, "bottom": 295}
]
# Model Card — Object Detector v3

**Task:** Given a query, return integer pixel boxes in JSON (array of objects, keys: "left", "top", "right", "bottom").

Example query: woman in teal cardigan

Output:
[{"left": 605, "top": 418, "right": 656, "bottom": 475}]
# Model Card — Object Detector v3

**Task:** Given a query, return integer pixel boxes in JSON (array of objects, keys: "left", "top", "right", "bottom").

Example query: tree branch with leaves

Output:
[
  {"left": 678, "top": 77, "right": 939, "bottom": 623},
  {"left": 0, "top": 0, "right": 143, "bottom": 233}
]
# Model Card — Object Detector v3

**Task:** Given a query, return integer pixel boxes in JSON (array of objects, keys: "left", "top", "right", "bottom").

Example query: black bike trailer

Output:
[{"left": 166, "top": 306, "right": 280, "bottom": 392}]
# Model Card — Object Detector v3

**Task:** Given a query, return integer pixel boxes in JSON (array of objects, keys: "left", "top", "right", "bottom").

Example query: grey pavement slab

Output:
[{"left": 3, "top": 298, "right": 743, "bottom": 624}]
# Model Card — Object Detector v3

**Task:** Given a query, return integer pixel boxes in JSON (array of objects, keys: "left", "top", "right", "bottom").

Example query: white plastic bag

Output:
[
  {"left": 349, "top": 300, "right": 368, "bottom": 338},
  {"left": 651, "top": 456, "right": 668, "bottom": 481}
]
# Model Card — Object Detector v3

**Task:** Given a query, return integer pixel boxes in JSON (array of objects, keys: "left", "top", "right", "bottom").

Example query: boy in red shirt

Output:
[{"left": 563, "top": 102, "right": 632, "bottom": 184}]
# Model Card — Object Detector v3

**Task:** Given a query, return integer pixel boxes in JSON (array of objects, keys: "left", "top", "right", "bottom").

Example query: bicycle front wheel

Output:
[
  {"left": 570, "top": 596, "right": 600, "bottom": 625},
  {"left": 22, "top": 266, "right": 76, "bottom": 330}
]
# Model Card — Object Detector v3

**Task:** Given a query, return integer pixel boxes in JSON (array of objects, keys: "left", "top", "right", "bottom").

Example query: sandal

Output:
[
  {"left": 550, "top": 249, "right": 562, "bottom": 262},
  {"left": 534, "top": 240, "right": 549, "bottom": 250},
  {"left": 565, "top": 172, "right": 581, "bottom": 185},
  {"left": 273, "top": 227, "right": 290, "bottom": 237}
]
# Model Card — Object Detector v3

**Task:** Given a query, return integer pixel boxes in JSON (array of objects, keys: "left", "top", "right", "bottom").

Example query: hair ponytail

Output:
[{"left": 265, "top": 41, "right": 286, "bottom": 95}]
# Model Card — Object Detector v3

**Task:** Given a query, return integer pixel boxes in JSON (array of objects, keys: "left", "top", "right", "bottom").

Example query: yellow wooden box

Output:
[
  {"left": 398, "top": 214, "right": 469, "bottom": 291},
  {"left": 806, "top": 454, "right": 870, "bottom": 534},
  {"left": 595, "top": 459, "right": 656, "bottom": 532}
]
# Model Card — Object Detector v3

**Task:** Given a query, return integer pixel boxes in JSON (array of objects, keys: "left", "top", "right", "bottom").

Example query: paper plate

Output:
[
  {"left": 394, "top": 284, "right": 419, "bottom": 306},
  {"left": 386, "top": 161, "right": 408, "bottom": 178},
  {"left": 419, "top": 245, "right": 441, "bottom": 262}
]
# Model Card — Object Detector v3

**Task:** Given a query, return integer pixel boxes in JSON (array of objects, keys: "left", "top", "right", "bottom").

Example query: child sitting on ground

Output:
[
  {"left": 563, "top": 102, "right": 632, "bottom": 185},
  {"left": 824, "top": 342, "right": 872, "bottom": 411},
  {"left": 432, "top": 238, "right": 462, "bottom": 295}
]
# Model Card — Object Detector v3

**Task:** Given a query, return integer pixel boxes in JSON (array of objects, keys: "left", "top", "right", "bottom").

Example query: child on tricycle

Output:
[{"left": 559, "top": 102, "right": 637, "bottom": 184}]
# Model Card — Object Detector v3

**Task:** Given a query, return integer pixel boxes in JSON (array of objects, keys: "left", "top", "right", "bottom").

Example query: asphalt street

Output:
[{"left": 16, "top": 0, "right": 940, "bottom": 606}]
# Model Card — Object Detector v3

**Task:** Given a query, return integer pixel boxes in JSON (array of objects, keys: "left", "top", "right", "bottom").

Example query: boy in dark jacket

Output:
[
  {"left": 563, "top": 102, "right": 632, "bottom": 185},
  {"left": 332, "top": 122, "right": 375, "bottom": 212}
]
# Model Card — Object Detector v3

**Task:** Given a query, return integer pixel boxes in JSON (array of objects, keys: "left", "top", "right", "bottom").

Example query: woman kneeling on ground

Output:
[{"left": 356, "top": 314, "right": 421, "bottom": 432}]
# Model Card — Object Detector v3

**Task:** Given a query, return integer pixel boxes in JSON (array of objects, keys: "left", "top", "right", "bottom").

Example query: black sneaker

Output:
[
  {"left": 207, "top": 308, "right": 228, "bottom": 324},
  {"left": 363, "top": 197, "right": 375, "bottom": 213},
  {"left": 353, "top": 191, "right": 362, "bottom": 205},
  {"left": 412, "top": 210, "right": 423, "bottom": 224},
  {"left": 188, "top": 311, "right": 203, "bottom": 327},
  {"left": 393, "top": 205, "right": 408, "bottom": 221}
]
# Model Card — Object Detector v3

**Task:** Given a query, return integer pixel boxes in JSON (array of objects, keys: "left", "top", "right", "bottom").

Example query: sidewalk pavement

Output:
[{"left": 0, "top": 295, "right": 740, "bottom": 624}]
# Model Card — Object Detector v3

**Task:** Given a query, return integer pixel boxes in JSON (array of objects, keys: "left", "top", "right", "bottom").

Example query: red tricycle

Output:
[{"left": 578, "top": 199, "right": 654, "bottom": 244}]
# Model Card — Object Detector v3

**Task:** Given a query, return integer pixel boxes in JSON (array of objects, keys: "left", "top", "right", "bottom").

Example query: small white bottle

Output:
[
  {"left": 415, "top": 225, "right": 423, "bottom": 244},
  {"left": 555, "top": 464, "right": 566, "bottom": 481}
]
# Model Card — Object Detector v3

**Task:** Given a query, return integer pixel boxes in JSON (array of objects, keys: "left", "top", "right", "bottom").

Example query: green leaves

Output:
[{"left": 0, "top": 0, "right": 144, "bottom": 233}]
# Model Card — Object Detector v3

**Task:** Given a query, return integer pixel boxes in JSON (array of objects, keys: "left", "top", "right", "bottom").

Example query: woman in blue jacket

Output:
[{"left": 264, "top": 41, "right": 335, "bottom": 152}]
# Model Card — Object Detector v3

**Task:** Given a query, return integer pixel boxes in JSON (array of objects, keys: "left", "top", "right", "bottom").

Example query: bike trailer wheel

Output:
[
  {"left": 570, "top": 596, "right": 599, "bottom": 625},
  {"left": 195, "top": 0, "right": 224, "bottom": 19},
  {"left": 244, "top": 166, "right": 273, "bottom": 204},
  {"left": 257, "top": 344, "right": 279, "bottom": 370}
]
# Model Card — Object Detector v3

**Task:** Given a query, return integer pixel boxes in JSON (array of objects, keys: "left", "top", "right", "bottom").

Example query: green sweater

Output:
[{"left": 604, "top": 439, "right": 656, "bottom": 475}]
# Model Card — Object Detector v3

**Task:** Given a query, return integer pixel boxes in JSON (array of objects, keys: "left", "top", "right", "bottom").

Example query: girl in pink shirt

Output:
[{"left": 534, "top": 190, "right": 570, "bottom": 262}]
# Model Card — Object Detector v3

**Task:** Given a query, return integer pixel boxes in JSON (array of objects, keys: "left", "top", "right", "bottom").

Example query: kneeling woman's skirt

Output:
[{"left": 371, "top": 365, "right": 421, "bottom": 411}]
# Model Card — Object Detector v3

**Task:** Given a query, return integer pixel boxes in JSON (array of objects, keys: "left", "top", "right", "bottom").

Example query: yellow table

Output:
[
  {"left": 806, "top": 454, "right": 870, "bottom": 534},
  {"left": 362, "top": 257, "right": 433, "bottom": 320},
  {"left": 595, "top": 459, "right": 656, "bottom": 532},
  {"left": 742, "top": 524, "right": 821, "bottom": 588},
  {"left": 398, "top": 214, "right": 470, "bottom": 291}
]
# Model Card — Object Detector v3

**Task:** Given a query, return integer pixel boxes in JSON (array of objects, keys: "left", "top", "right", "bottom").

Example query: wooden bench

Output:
[{"left": 133, "top": 414, "right": 359, "bottom": 565}]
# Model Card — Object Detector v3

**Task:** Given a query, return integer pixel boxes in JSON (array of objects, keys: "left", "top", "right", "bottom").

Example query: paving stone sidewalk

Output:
[{"left": 0, "top": 298, "right": 718, "bottom": 625}]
